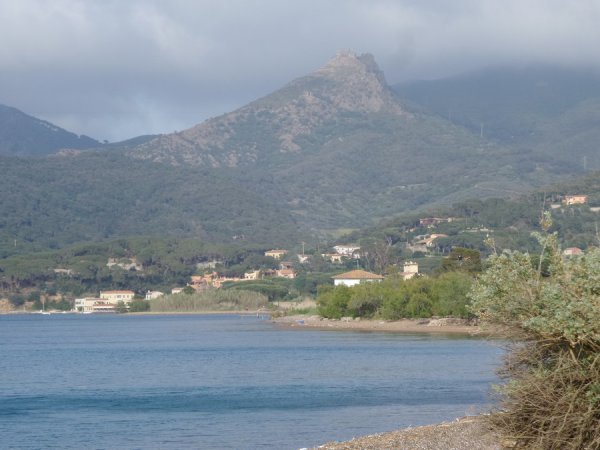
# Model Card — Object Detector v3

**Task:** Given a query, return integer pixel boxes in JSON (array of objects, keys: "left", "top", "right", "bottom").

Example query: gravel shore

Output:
[
  {"left": 310, "top": 416, "right": 501, "bottom": 450},
  {"left": 273, "top": 315, "right": 487, "bottom": 336}
]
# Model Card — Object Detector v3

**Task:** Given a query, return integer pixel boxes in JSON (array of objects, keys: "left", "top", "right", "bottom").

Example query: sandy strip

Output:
[
  {"left": 310, "top": 416, "right": 501, "bottom": 450},
  {"left": 272, "top": 315, "right": 489, "bottom": 336}
]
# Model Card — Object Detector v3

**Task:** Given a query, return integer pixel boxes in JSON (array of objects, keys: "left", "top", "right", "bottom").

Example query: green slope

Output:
[{"left": 0, "top": 152, "right": 307, "bottom": 258}]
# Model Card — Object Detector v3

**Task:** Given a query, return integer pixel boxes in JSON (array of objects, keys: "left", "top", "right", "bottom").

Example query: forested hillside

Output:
[
  {"left": 0, "top": 152, "right": 306, "bottom": 258},
  {"left": 341, "top": 171, "right": 600, "bottom": 263}
]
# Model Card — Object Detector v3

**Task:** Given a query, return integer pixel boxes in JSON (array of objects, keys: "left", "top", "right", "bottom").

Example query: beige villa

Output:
[
  {"left": 265, "top": 249, "right": 288, "bottom": 259},
  {"left": 100, "top": 290, "right": 135, "bottom": 303}
]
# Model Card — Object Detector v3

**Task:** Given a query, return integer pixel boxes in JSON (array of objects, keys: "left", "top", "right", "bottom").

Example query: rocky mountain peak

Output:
[
  {"left": 316, "top": 51, "right": 387, "bottom": 86},
  {"left": 129, "top": 51, "right": 405, "bottom": 166}
]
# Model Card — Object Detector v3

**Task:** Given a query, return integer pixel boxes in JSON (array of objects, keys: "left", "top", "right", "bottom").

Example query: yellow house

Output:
[
  {"left": 99, "top": 290, "right": 135, "bottom": 303},
  {"left": 401, "top": 261, "right": 419, "bottom": 280},
  {"left": 563, "top": 195, "right": 588, "bottom": 205},
  {"left": 275, "top": 268, "right": 296, "bottom": 279},
  {"left": 265, "top": 249, "right": 288, "bottom": 259},
  {"left": 244, "top": 270, "right": 262, "bottom": 280},
  {"left": 321, "top": 253, "right": 344, "bottom": 263}
]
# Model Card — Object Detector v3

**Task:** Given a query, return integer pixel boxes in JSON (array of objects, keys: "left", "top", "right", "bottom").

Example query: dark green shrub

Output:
[{"left": 470, "top": 214, "right": 600, "bottom": 449}]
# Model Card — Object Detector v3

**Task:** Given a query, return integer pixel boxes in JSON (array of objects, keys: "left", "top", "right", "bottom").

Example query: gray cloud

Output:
[{"left": 1, "top": 0, "right": 599, "bottom": 141}]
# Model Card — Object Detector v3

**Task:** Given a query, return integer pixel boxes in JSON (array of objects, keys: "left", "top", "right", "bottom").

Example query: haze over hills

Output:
[
  {"left": 1, "top": 52, "right": 599, "bottom": 256},
  {"left": 395, "top": 66, "right": 600, "bottom": 173},
  {"left": 0, "top": 104, "right": 100, "bottom": 156}
]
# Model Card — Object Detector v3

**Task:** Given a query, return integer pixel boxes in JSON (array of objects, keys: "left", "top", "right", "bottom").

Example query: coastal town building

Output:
[
  {"left": 145, "top": 290, "right": 164, "bottom": 300},
  {"left": 409, "top": 234, "right": 448, "bottom": 253},
  {"left": 74, "top": 297, "right": 116, "bottom": 313},
  {"left": 419, "top": 217, "right": 455, "bottom": 227},
  {"left": 333, "top": 245, "right": 361, "bottom": 258},
  {"left": 333, "top": 269, "right": 384, "bottom": 287},
  {"left": 264, "top": 249, "right": 288, "bottom": 259},
  {"left": 297, "top": 254, "right": 311, "bottom": 264},
  {"left": 244, "top": 270, "right": 262, "bottom": 280},
  {"left": 322, "top": 253, "right": 344, "bottom": 263},
  {"left": 275, "top": 268, "right": 296, "bottom": 279},
  {"left": 563, "top": 247, "right": 584, "bottom": 256},
  {"left": 99, "top": 290, "right": 135, "bottom": 303},
  {"left": 106, "top": 257, "right": 142, "bottom": 271},
  {"left": 400, "top": 261, "right": 419, "bottom": 280},
  {"left": 563, "top": 195, "right": 588, "bottom": 205}
]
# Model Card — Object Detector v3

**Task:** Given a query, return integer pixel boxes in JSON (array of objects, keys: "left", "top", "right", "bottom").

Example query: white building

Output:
[
  {"left": 401, "top": 261, "right": 419, "bottom": 280},
  {"left": 74, "top": 297, "right": 116, "bottom": 313},
  {"left": 333, "top": 245, "right": 361, "bottom": 258},
  {"left": 332, "top": 269, "right": 384, "bottom": 287}
]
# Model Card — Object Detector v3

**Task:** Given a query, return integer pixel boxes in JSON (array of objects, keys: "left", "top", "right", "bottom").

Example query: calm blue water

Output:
[{"left": 0, "top": 314, "right": 502, "bottom": 449}]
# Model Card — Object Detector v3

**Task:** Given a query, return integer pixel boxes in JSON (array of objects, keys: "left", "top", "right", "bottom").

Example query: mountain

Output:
[
  {"left": 0, "top": 104, "right": 100, "bottom": 156},
  {"left": 2, "top": 54, "right": 599, "bottom": 257},
  {"left": 128, "top": 52, "right": 406, "bottom": 167},
  {"left": 394, "top": 66, "right": 600, "bottom": 173},
  {"left": 126, "top": 51, "right": 529, "bottom": 229}
]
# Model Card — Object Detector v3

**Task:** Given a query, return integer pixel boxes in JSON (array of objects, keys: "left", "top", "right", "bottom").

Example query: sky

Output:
[{"left": 1, "top": 0, "right": 600, "bottom": 142}]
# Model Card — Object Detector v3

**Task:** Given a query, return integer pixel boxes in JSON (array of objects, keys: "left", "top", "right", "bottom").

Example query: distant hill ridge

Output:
[{"left": 0, "top": 104, "right": 100, "bottom": 156}]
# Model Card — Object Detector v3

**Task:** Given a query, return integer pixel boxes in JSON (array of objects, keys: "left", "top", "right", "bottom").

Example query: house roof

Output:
[{"left": 332, "top": 270, "right": 384, "bottom": 280}]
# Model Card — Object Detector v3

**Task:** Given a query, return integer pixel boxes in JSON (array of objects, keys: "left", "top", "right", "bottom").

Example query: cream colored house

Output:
[
  {"left": 74, "top": 297, "right": 116, "bottom": 313},
  {"left": 74, "top": 297, "right": 100, "bottom": 312},
  {"left": 563, "top": 195, "right": 588, "bottom": 205},
  {"left": 333, "top": 270, "right": 384, "bottom": 287},
  {"left": 265, "top": 249, "right": 288, "bottom": 259},
  {"left": 145, "top": 290, "right": 164, "bottom": 300},
  {"left": 333, "top": 245, "right": 360, "bottom": 258},
  {"left": 321, "top": 253, "right": 344, "bottom": 263},
  {"left": 275, "top": 268, "right": 296, "bottom": 279},
  {"left": 563, "top": 247, "right": 583, "bottom": 256},
  {"left": 100, "top": 290, "right": 135, "bottom": 303},
  {"left": 401, "top": 261, "right": 419, "bottom": 280},
  {"left": 244, "top": 270, "right": 262, "bottom": 280}
]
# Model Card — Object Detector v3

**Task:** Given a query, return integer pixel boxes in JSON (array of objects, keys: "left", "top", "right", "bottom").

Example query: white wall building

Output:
[{"left": 332, "top": 269, "right": 384, "bottom": 287}]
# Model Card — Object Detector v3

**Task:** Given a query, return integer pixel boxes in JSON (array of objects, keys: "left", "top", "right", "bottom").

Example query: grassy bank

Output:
[{"left": 150, "top": 289, "right": 269, "bottom": 313}]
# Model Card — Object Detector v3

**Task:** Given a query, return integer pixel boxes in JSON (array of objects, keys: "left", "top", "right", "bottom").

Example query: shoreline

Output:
[
  {"left": 311, "top": 415, "right": 501, "bottom": 449},
  {"left": 3, "top": 310, "right": 495, "bottom": 338},
  {"left": 272, "top": 314, "right": 488, "bottom": 336},
  {"left": 0, "top": 309, "right": 272, "bottom": 316}
]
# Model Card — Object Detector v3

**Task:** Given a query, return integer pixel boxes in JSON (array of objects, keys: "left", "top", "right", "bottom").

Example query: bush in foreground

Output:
[{"left": 469, "top": 215, "right": 600, "bottom": 449}]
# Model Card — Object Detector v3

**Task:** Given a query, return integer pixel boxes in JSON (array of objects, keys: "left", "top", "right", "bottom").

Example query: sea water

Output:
[{"left": 0, "top": 314, "right": 503, "bottom": 449}]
